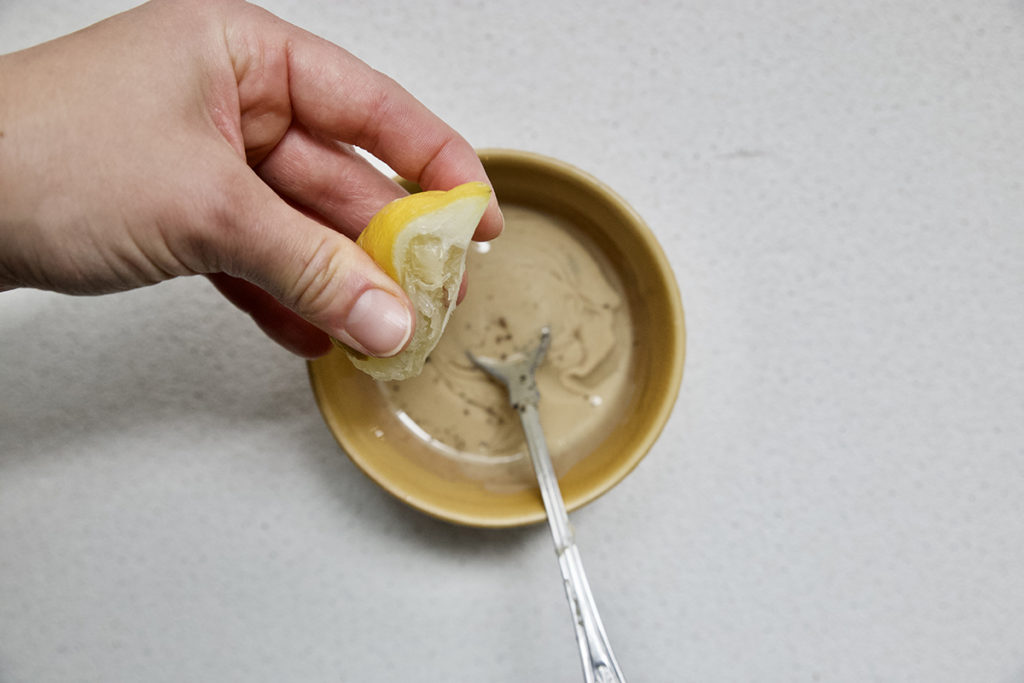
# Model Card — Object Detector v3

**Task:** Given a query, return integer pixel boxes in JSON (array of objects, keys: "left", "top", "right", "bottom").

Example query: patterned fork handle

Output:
[
  {"left": 467, "top": 328, "right": 626, "bottom": 683},
  {"left": 517, "top": 403, "right": 627, "bottom": 683}
]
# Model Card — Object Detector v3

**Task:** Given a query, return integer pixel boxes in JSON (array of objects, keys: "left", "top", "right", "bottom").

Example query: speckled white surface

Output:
[{"left": 2, "top": 1, "right": 1024, "bottom": 682}]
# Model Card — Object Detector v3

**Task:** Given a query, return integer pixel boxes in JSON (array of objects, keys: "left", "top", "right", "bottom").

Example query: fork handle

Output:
[{"left": 518, "top": 404, "right": 627, "bottom": 683}]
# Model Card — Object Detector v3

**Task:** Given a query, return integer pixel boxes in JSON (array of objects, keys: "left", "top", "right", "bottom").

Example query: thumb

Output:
[{"left": 211, "top": 173, "right": 414, "bottom": 358}]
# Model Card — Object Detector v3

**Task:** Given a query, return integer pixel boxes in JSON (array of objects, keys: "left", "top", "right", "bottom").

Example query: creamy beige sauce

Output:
[{"left": 376, "top": 204, "right": 635, "bottom": 490}]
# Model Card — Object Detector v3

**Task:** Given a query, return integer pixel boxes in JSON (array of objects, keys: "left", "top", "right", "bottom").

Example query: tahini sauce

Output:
[{"left": 377, "top": 204, "right": 634, "bottom": 491}]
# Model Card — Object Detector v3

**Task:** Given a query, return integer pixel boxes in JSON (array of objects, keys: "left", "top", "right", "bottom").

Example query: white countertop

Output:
[{"left": 2, "top": 1, "right": 1023, "bottom": 681}]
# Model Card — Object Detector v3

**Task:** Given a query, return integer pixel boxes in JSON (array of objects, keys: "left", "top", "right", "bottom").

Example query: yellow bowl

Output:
[{"left": 308, "top": 149, "right": 685, "bottom": 527}]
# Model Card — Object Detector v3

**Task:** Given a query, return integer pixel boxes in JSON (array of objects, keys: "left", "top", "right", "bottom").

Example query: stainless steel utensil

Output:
[{"left": 467, "top": 327, "right": 627, "bottom": 683}]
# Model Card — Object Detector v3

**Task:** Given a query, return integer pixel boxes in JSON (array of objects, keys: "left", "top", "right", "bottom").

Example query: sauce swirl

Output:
[{"left": 378, "top": 204, "right": 635, "bottom": 490}]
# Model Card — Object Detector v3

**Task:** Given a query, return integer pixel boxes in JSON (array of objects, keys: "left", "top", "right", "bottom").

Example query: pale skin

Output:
[{"left": 0, "top": 0, "right": 503, "bottom": 358}]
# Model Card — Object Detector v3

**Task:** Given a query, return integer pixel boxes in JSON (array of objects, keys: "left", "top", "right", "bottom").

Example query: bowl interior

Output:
[{"left": 308, "top": 149, "right": 685, "bottom": 527}]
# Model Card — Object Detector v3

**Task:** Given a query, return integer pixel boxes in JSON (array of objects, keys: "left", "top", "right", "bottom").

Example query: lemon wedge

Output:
[{"left": 335, "top": 181, "right": 492, "bottom": 381}]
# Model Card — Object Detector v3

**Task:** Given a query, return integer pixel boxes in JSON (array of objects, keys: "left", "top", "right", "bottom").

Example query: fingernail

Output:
[{"left": 340, "top": 288, "right": 413, "bottom": 357}]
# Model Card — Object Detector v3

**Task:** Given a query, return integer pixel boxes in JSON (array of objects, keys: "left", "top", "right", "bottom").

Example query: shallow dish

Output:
[{"left": 308, "top": 149, "right": 685, "bottom": 527}]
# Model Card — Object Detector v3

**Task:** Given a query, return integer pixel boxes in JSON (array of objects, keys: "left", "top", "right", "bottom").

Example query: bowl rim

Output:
[{"left": 308, "top": 148, "right": 686, "bottom": 527}]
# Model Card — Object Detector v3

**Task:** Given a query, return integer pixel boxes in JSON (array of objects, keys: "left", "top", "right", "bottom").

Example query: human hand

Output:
[{"left": 0, "top": 0, "right": 502, "bottom": 358}]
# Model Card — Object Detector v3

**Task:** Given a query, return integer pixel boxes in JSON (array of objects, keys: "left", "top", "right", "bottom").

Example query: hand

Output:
[{"left": 0, "top": 0, "right": 502, "bottom": 358}]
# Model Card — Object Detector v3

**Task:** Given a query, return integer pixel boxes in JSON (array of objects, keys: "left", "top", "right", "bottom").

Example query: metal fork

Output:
[{"left": 467, "top": 327, "right": 627, "bottom": 683}]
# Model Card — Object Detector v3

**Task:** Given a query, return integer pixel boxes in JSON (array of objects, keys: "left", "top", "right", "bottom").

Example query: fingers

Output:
[
  {"left": 207, "top": 274, "right": 332, "bottom": 358},
  {"left": 210, "top": 4, "right": 504, "bottom": 358},
  {"left": 227, "top": 6, "right": 503, "bottom": 241},
  {"left": 210, "top": 165, "right": 414, "bottom": 358},
  {"left": 254, "top": 125, "right": 406, "bottom": 240}
]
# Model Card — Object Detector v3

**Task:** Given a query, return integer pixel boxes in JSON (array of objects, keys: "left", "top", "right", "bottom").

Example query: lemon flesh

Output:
[{"left": 337, "top": 181, "right": 492, "bottom": 381}]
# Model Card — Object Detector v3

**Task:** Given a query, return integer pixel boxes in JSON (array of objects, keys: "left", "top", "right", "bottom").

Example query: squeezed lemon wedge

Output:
[{"left": 334, "top": 181, "right": 492, "bottom": 381}]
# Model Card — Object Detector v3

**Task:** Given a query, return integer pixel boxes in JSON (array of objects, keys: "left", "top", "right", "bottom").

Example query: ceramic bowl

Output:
[{"left": 307, "top": 149, "right": 685, "bottom": 527}]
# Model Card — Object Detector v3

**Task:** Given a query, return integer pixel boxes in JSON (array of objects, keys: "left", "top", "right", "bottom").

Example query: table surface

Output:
[{"left": 2, "top": 1, "right": 1023, "bottom": 681}]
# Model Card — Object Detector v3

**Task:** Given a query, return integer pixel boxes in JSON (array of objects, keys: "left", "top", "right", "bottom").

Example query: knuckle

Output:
[{"left": 288, "top": 235, "right": 348, "bottom": 320}]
